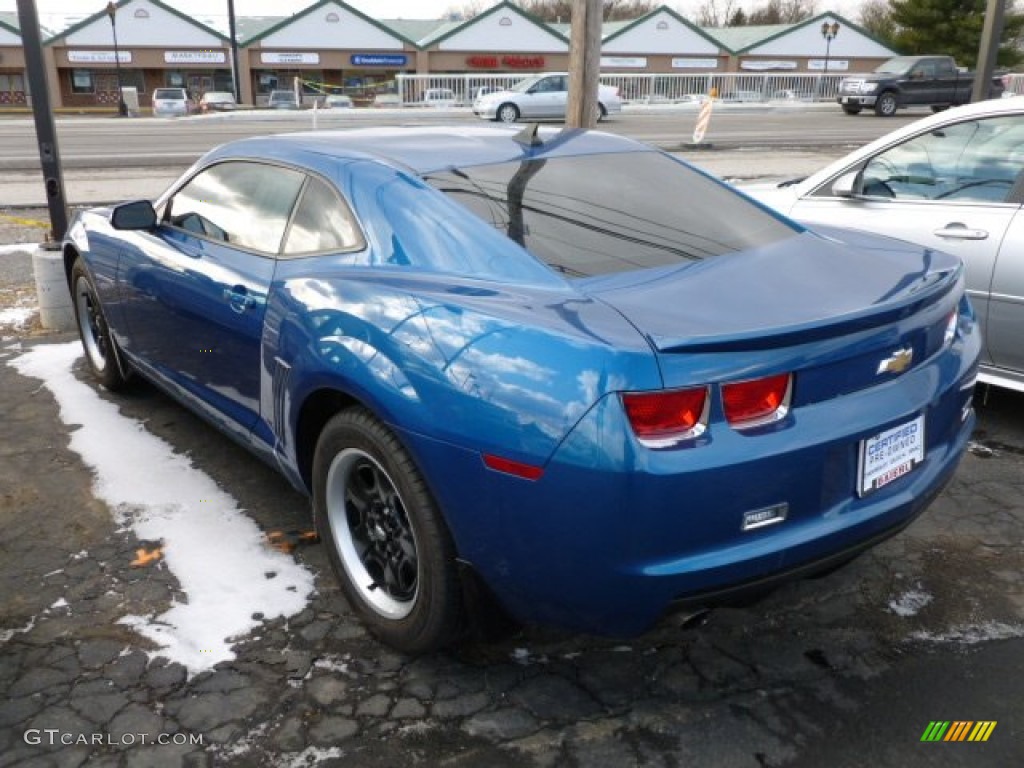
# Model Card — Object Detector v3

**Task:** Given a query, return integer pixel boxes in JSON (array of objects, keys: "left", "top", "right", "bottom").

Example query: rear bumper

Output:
[{"left": 403, "top": 316, "right": 980, "bottom": 637}]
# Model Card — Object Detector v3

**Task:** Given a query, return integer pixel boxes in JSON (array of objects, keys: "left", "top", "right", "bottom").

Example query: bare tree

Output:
[
  {"left": 746, "top": 0, "right": 817, "bottom": 25},
  {"left": 441, "top": 1, "right": 487, "bottom": 20},
  {"left": 514, "top": 0, "right": 659, "bottom": 21},
  {"left": 857, "top": 0, "right": 898, "bottom": 44},
  {"left": 694, "top": 0, "right": 739, "bottom": 27}
]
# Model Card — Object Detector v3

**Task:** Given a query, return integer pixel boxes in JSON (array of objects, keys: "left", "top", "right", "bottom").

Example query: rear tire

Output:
[
  {"left": 313, "top": 407, "right": 464, "bottom": 653},
  {"left": 71, "top": 258, "right": 129, "bottom": 391},
  {"left": 874, "top": 91, "right": 898, "bottom": 116},
  {"left": 496, "top": 103, "right": 520, "bottom": 123},
  {"left": 841, "top": 105, "right": 862, "bottom": 115}
]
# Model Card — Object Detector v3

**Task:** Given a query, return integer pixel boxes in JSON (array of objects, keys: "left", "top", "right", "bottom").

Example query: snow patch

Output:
[
  {"left": 888, "top": 587, "right": 933, "bottom": 617},
  {"left": 9, "top": 341, "right": 315, "bottom": 676},
  {"left": 910, "top": 621, "right": 1024, "bottom": 645},
  {"left": 283, "top": 746, "right": 345, "bottom": 767},
  {"left": 0, "top": 306, "right": 36, "bottom": 330}
]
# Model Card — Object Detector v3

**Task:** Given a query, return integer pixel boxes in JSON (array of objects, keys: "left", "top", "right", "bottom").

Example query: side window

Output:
[
  {"left": 826, "top": 116, "right": 1024, "bottom": 203},
  {"left": 282, "top": 176, "right": 364, "bottom": 256},
  {"left": 166, "top": 161, "right": 304, "bottom": 253}
]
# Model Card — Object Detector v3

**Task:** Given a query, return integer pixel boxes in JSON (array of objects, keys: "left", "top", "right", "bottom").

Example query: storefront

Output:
[
  {"left": 45, "top": 0, "right": 230, "bottom": 110},
  {"left": 240, "top": 2, "right": 417, "bottom": 106},
  {"left": 420, "top": 2, "right": 569, "bottom": 75},
  {"left": 0, "top": 13, "right": 28, "bottom": 108}
]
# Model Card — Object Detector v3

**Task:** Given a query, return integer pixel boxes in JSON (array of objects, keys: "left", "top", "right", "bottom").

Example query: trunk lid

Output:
[{"left": 582, "top": 229, "right": 962, "bottom": 354}]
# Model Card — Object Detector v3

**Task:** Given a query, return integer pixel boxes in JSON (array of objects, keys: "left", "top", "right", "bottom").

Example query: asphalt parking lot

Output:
[{"left": 1, "top": 154, "right": 1022, "bottom": 767}]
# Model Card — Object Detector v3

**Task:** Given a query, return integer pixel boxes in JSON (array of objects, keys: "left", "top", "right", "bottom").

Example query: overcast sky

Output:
[{"left": 1, "top": 0, "right": 867, "bottom": 29}]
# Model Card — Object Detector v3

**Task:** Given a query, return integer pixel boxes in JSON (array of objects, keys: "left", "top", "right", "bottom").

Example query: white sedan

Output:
[
  {"left": 748, "top": 98, "right": 1024, "bottom": 393},
  {"left": 473, "top": 73, "right": 622, "bottom": 123}
]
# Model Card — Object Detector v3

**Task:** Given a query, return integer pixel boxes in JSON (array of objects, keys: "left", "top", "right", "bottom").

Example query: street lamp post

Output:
[
  {"left": 106, "top": 2, "right": 128, "bottom": 116},
  {"left": 820, "top": 21, "right": 840, "bottom": 99}
]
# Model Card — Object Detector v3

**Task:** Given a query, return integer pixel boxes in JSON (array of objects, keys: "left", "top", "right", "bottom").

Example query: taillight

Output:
[
  {"left": 622, "top": 387, "right": 708, "bottom": 444},
  {"left": 943, "top": 310, "right": 958, "bottom": 346},
  {"left": 722, "top": 373, "right": 792, "bottom": 429}
]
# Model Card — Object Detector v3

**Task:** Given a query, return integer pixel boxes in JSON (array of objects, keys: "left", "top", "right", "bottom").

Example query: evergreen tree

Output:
[{"left": 889, "top": 0, "right": 1024, "bottom": 67}]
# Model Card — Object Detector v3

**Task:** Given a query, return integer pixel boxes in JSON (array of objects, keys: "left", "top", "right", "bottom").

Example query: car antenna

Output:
[{"left": 512, "top": 123, "right": 543, "bottom": 147}]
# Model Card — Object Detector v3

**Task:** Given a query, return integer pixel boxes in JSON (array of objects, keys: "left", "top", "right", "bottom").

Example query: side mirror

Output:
[
  {"left": 111, "top": 200, "right": 157, "bottom": 230},
  {"left": 831, "top": 171, "right": 861, "bottom": 198}
]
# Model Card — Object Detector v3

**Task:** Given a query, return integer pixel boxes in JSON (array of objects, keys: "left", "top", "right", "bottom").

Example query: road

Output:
[{"left": 0, "top": 105, "right": 927, "bottom": 171}]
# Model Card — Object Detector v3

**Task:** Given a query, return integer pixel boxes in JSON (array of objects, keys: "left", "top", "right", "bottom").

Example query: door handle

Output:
[
  {"left": 933, "top": 223, "right": 988, "bottom": 240},
  {"left": 223, "top": 285, "right": 255, "bottom": 313}
]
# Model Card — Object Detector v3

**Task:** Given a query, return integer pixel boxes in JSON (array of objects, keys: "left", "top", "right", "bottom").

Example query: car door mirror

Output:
[
  {"left": 111, "top": 200, "right": 157, "bottom": 230},
  {"left": 831, "top": 171, "right": 861, "bottom": 198}
]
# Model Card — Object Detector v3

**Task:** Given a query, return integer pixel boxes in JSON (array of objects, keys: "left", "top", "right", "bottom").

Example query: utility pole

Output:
[
  {"left": 227, "top": 0, "right": 241, "bottom": 103},
  {"left": 565, "top": 0, "right": 602, "bottom": 129},
  {"left": 972, "top": 0, "right": 1005, "bottom": 103},
  {"left": 16, "top": 0, "right": 68, "bottom": 243}
]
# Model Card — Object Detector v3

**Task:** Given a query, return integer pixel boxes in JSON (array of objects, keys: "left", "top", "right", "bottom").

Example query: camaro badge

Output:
[{"left": 877, "top": 347, "right": 914, "bottom": 375}]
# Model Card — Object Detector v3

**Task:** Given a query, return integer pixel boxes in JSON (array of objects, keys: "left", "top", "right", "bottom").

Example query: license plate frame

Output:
[{"left": 858, "top": 415, "right": 925, "bottom": 497}]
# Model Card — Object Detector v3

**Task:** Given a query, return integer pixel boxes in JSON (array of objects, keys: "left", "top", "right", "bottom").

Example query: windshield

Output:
[
  {"left": 424, "top": 152, "right": 799, "bottom": 277},
  {"left": 511, "top": 76, "right": 543, "bottom": 93},
  {"left": 874, "top": 57, "right": 916, "bottom": 75},
  {"left": 206, "top": 93, "right": 232, "bottom": 102}
]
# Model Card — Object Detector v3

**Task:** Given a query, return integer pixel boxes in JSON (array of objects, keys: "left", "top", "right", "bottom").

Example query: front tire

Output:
[
  {"left": 874, "top": 92, "right": 898, "bottom": 116},
  {"left": 71, "top": 258, "right": 128, "bottom": 391},
  {"left": 313, "top": 407, "right": 464, "bottom": 653},
  {"left": 496, "top": 102, "right": 520, "bottom": 123}
]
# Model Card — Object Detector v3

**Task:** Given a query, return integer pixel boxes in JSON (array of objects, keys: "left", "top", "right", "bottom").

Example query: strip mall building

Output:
[{"left": 0, "top": 0, "right": 896, "bottom": 110}]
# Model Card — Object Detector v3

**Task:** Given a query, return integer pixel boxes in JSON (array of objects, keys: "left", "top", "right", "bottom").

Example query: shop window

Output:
[
  {"left": 214, "top": 72, "right": 234, "bottom": 92},
  {"left": 71, "top": 69, "right": 94, "bottom": 94},
  {"left": 167, "top": 71, "right": 186, "bottom": 88},
  {"left": 258, "top": 73, "right": 279, "bottom": 93}
]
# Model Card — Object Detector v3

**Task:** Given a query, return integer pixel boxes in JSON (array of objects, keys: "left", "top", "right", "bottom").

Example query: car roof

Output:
[
  {"left": 795, "top": 96, "right": 1024, "bottom": 195},
  {"left": 205, "top": 125, "right": 654, "bottom": 176}
]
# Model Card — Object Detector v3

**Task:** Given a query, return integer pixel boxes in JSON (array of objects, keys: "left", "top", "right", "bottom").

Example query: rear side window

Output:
[
  {"left": 282, "top": 176, "right": 364, "bottom": 256},
  {"left": 424, "top": 152, "right": 798, "bottom": 276},
  {"left": 166, "top": 161, "right": 304, "bottom": 253}
]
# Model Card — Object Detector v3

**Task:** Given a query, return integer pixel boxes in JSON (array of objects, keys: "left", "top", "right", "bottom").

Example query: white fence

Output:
[
  {"left": 395, "top": 72, "right": 856, "bottom": 106},
  {"left": 1002, "top": 73, "right": 1024, "bottom": 95}
]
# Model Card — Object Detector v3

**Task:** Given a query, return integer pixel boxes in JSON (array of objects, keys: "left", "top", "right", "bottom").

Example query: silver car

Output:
[
  {"left": 749, "top": 98, "right": 1024, "bottom": 392},
  {"left": 152, "top": 87, "right": 193, "bottom": 117},
  {"left": 473, "top": 73, "right": 622, "bottom": 123}
]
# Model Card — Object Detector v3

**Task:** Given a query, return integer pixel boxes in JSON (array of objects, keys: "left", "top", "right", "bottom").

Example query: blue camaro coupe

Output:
[{"left": 65, "top": 126, "right": 979, "bottom": 652}]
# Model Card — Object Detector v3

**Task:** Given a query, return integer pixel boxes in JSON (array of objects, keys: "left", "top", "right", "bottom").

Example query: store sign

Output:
[
  {"left": 672, "top": 58, "right": 717, "bottom": 69},
  {"left": 260, "top": 52, "right": 320, "bottom": 65},
  {"left": 68, "top": 50, "right": 132, "bottom": 64},
  {"left": 600, "top": 57, "right": 647, "bottom": 68},
  {"left": 164, "top": 51, "right": 226, "bottom": 64},
  {"left": 808, "top": 59, "right": 849, "bottom": 71},
  {"left": 351, "top": 54, "right": 408, "bottom": 67},
  {"left": 741, "top": 60, "right": 798, "bottom": 70},
  {"left": 466, "top": 55, "right": 545, "bottom": 69}
]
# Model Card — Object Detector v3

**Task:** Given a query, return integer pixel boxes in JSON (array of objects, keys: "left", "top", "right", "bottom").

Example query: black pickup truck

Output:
[{"left": 837, "top": 55, "right": 1005, "bottom": 116}]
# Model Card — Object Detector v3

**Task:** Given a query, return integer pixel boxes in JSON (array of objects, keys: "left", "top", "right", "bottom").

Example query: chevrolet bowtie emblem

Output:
[{"left": 877, "top": 347, "right": 914, "bottom": 375}]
